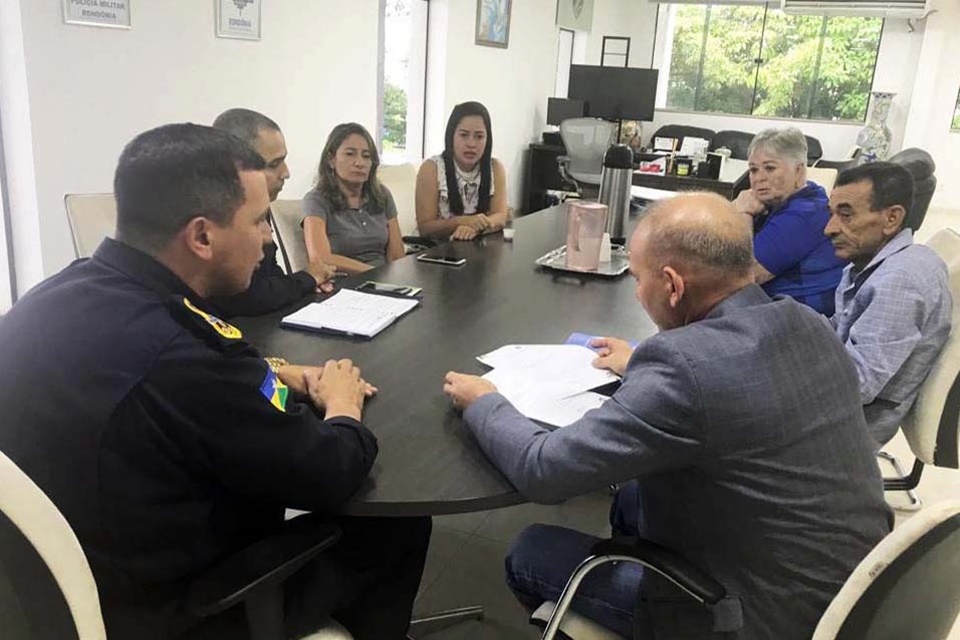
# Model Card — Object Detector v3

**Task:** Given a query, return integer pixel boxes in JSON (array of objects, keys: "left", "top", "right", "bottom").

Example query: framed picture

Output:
[
  {"left": 62, "top": 0, "right": 131, "bottom": 29},
  {"left": 556, "top": 0, "right": 594, "bottom": 32},
  {"left": 216, "top": 0, "right": 261, "bottom": 41},
  {"left": 475, "top": 0, "right": 512, "bottom": 49}
]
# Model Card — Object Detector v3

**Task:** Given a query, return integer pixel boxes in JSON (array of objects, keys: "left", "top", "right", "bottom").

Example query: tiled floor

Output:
[{"left": 411, "top": 208, "right": 960, "bottom": 639}]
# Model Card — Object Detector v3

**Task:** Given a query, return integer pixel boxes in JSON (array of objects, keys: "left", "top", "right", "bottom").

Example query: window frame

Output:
[{"left": 658, "top": 2, "right": 884, "bottom": 124}]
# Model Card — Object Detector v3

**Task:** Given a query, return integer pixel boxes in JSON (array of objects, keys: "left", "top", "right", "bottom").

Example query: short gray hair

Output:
[
  {"left": 212, "top": 108, "right": 281, "bottom": 147},
  {"left": 748, "top": 127, "right": 807, "bottom": 167}
]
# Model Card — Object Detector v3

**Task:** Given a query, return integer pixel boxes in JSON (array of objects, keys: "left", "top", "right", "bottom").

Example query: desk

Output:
[
  {"left": 522, "top": 143, "right": 566, "bottom": 214},
  {"left": 235, "top": 205, "right": 655, "bottom": 517},
  {"left": 632, "top": 171, "right": 739, "bottom": 199}
]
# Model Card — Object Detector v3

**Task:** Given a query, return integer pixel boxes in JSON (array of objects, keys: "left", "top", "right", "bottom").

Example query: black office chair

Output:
[
  {"left": 708, "top": 130, "right": 754, "bottom": 160},
  {"left": 649, "top": 125, "right": 716, "bottom": 152},
  {"left": 889, "top": 148, "right": 937, "bottom": 232},
  {"left": 537, "top": 501, "right": 960, "bottom": 640},
  {"left": 814, "top": 147, "right": 862, "bottom": 173},
  {"left": 805, "top": 135, "right": 824, "bottom": 165},
  {"left": 0, "top": 447, "right": 351, "bottom": 640}
]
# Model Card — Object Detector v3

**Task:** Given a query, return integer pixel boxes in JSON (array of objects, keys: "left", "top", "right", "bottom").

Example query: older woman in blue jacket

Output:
[{"left": 733, "top": 127, "right": 845, "bottom": 315}]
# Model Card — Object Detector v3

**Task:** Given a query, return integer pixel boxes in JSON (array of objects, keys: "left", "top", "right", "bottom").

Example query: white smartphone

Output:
[{"left": 416, "top": 254, "right": 466, "bottom": 266}]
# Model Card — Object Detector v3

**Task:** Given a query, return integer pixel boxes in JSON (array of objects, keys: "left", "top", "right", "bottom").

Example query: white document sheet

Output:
[
  {"left": 281, "top": 289, "right": 419, "bottom": 338},
  {"left": 477, "top": 344, "right": 618, "bottom": 427},
  {"left": 476, "top": 344, "right": 618, "bottom": 395}
]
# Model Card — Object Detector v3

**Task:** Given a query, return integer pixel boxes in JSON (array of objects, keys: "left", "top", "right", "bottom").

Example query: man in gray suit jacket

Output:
[{"left": 444, "top": 193, "right": 892, "bottom": 639}]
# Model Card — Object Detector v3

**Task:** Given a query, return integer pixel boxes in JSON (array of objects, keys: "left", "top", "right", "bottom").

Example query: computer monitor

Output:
[
  {"left": 546, "top": 97, "right": 586, "bottom": 126},
  {"left": 567, "top": 65, "right": 659, "bottom": 122}
]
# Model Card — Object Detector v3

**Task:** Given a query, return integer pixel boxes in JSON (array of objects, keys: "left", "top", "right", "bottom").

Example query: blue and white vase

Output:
[{"left": 856, "top": 91, "right": 895, "bottom": 163}]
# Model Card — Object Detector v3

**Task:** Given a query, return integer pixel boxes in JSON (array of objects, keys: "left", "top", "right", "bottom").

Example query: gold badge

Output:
[{"left": 183, "top": 298, "right": 243, "bottom": 340}]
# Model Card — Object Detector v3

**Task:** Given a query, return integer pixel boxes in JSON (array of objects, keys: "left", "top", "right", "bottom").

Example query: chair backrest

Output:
[
  {"left": 708, "top": 130, "right": 754, "bottom": 160},
  {"left": 900, "top": 228, "right": 960, "bottom": 467},
  {"left": 0, "top": 449, "right": 106, "bottom": 639},
  {"left": 64, "top": 193, "right": 117, "bottom": 259},
  {"left": 271, "top": 199, "right": 309, "bottom": 273},
  {"left": 651, "top": 124, "right": 717, "bottom": 151},
  {"left": 805, "top": 135, "right": 824, "bottom": 165},
  {"left": 377, "top": 163, "right": 420, "bottom": 236},
  {"left": 812, "top": 500, "right": 960, "bottom": 640},
  {"left": 889, "top": 148, "right": 937, "bottom": 232},
  {"left": 807, "top": 167, "right": 839, "bottom": 193},
  {"left": 559, "top": 118, "right": 618, "bottom": 184}
]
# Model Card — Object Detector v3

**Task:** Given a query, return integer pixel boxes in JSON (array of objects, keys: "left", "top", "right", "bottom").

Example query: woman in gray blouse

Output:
[
  {"left": 415, "top": 101, "right": 509, "bottom": 241},
  {"left": 303, "top": 123, "right": 405, "bottom": 274}
]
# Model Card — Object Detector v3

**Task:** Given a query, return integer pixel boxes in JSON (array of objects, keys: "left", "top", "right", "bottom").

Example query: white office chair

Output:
[
  {"left": 536, "top": 501, "right": 960, "bottom": 640},
  {"left": 0, "top": 447, "right": 353, "bottom": 639},
  {"left": 271, "top": 199, "right": 310, "bottom": 274},
  {"left": 377, "top": 163, "right": 420, "bottom": 237},
  {"left": 64, "top": 193, "right": 117, "bottom": 259},
  {"left": 882, "top": 228, "right": 960, "bottom": 507},
  {"left": 557, "top": 118, "right": 618, "bottom": 197}
]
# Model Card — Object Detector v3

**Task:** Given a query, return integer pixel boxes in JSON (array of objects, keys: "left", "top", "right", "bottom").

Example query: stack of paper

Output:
[
  {"left": 477, "top": 344, "right": 618, "bottom": 427},
  {"left": 281, "top": 289, "right": 419, "bottom": 338}
]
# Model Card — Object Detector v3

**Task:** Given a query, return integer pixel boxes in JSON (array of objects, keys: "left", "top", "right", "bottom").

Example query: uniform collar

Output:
[
  {"left": 93, "top": 238, "right": 216, "bottom": 313},
  {"left": 849, "top": 228, "right": 913, "bottom": 281}
]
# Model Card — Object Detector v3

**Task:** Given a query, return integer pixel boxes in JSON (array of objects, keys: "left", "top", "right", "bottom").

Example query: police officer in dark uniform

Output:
[{"left": 0, "top": 123, "right": 430, "bottom": 639}]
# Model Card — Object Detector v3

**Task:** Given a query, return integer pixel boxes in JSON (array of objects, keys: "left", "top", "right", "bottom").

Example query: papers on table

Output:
[
  {"left": 476, "top": 344, "right": 619, "bottom": 427},
  {"left": 678, "top": 136, "right": 710, "bottom": 158},
  {"left": 281, "top": 289, "right": 419, "bottom": 338}
]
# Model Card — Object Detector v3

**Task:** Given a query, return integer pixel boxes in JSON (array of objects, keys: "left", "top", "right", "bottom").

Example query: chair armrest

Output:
[
  {"left": 185, "top": 517, "right": 342, "bottom": 617},
  {"left": 556, "top": 155, "right": 570, "bottom": 165},
  {"left": 591, "top": 536, "right": 726, "bottom": 604}
]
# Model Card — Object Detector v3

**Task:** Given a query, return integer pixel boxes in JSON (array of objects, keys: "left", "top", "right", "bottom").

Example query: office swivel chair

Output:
[
  {"left": 881, "top": 228, "right": 960, "bottom": 508},
  {"left": 889, "top": 148, "right": 937, "bottom": 232},
  {"left": 65, "top": 193, "right": 118, "bottom": 259},
  {"left": 0, "top": 448, "right": 352, "bottom": 640},
  {"left": 535, "top": 500, "right": 960, "bottom": 640},
  {"left": 557, "top": 118, "right": 618, "bottom": 199}
]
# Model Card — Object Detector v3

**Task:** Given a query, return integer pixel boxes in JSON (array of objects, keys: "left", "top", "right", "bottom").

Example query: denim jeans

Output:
[{"left": 504, "top": 482, "right": 643, "bottom": 638}]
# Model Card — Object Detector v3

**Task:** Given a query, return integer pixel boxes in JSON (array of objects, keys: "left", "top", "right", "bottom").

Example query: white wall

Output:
[
  {"left": 7, "top": 0, "right": 380, "bottom": 289},
  {"left": 902, "top": 3, "right": 960, "bottom": 210},
  {"left": 0, "top": 0, "right": 44, "bottom": 299},
  {"left": 584, "top": 0, "right": 659, "bottom": 69},
  {"left": 425, "top": 0, "right": 559, "bottom": 213}
]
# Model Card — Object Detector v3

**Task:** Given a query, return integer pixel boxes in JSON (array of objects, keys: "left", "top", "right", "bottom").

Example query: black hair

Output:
[
  {"left": 212, "top": 108, "right": 281, "bottom": 147},
  {"left": 114, "top": 123, "right": 266, "bottom": 253},
  {"left": 442, "top": 101, "right": 493, "bottom": 215},
  {"left": 836, "top": 162, "right": 915, "bottom": 222}
]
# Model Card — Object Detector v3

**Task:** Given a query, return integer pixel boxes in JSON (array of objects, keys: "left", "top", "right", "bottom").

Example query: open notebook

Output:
[{"left": 281, "top": 289, "right": 419, "bottom": 338}]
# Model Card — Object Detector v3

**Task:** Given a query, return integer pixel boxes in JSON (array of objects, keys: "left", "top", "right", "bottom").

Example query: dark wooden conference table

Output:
[{"left": 235, "top": 204, "right": 657, "bottom": 517}]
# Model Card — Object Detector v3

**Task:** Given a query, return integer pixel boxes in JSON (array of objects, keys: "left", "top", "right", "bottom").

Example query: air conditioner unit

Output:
[{"left": 780, "top": 0, "right": 932, "bottom": 18}]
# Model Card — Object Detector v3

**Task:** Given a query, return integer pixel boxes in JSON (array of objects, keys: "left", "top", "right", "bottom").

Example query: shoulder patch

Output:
[
  {"left": 182, "top": 298, "right": 243, "bottom": 340},
  {"left": 259, "top": 368, "right": 289, "bottom": 413}
]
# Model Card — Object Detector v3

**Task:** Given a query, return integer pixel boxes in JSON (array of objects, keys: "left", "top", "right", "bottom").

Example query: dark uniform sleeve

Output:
[
  {"left": 134, "top": 296, "right": 378, "bottom": 512},
  {"left": 210, "top": 244, "right": 316, "bottom": 318}
]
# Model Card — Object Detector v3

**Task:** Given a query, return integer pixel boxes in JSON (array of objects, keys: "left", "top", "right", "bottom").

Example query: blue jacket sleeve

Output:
[{"left": 754, "top": 187, "right": 831, "bottom": 276}]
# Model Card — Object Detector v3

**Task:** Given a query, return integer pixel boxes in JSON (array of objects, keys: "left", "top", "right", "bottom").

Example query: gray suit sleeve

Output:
[{"left": 463, "top": 338, "right": 704, "bottom": 503}]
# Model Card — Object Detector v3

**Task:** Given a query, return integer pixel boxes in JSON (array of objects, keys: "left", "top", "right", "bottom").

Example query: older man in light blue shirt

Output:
[{"left": 826, "top": 162, "right": 952, "bottom": 445}]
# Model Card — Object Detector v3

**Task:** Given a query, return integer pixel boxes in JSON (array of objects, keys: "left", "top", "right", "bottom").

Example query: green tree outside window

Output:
[{"left": 666, "top": 4, "right": 882, "bottom": 122}]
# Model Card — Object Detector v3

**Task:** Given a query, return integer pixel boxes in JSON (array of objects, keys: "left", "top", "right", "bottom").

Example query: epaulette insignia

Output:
[
  {"left": 259, "top": 368, "right": 288, "bottom": 413},
  {"left": 182, "top": 298, "right": 243, "bottom": 340}
]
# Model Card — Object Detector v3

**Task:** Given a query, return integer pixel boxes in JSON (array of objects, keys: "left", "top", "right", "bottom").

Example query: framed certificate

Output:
[
  {"left": 62, "top": 0, "right": 131, "bottom": 29},
  {"left": 216, "top": 0, "right": 261, "bottom": 41}
]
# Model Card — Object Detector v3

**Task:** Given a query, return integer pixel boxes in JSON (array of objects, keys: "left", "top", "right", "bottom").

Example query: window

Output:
[
  {"left": 379, "top": 0, "right": 429, "bottom": 164},
  {"left": 663, "top": 4, "right": 882, "bottom": 122}
]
